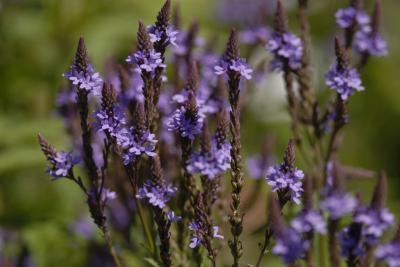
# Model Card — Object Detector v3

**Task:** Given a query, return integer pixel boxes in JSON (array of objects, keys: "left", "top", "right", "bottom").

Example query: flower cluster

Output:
[
  {"left": 266, "top": 165, "right": 304, "bottom": 204},
  {"left": 126, "top": 50, "right": 166, "bottom": 74},
  {"left": 321, "top": 192, "right": 357, "bottom": 220},
  {"left": 47, "top": 151, "right": 75, "bottom": 179},
  {"left": 340, "top": 223, "right": 364, "bottom": 258},
  {"left": 376, "top": 242, "right": 400, "bottom": 267},
  {"left": 64, "top": 63, "right": 103, "bottom": 96},
  {"left": 117, "top": 128, "right": 158, "bottom": 165},
  {"left": 148, "top": 25, "right": 179, "bottom": 47},
  {"left": 188, "top": 220, "right": 224, "bottom": 249},
  {"left": 272, "top": 227, "right": 309, "bottom": 264},
  {"left": 266, "top": 32, "right": 303, "bottom": 71},
  {"left": 95, "top": 106, "right": 126, "bottom": 138},
  {"left": 187, "top": 137, "right": 231, "bottom": 179},
  {"left": 291, "top": 210, "right": 327, "bottom": 234},
  {"left": 325, "top": 63, "right": 364, "bottom": 101},
  {"left": 335, "top": 7, "right": 370, "bottom": 29},
  {"left": 137, "top": 181, "right": 177, "bottom": 209},
  {"left": 214, "top": 58, "right": 253, "bottom": 80},
  {"left": 354, "top": 26, "right": 388, "bottom": 56}
]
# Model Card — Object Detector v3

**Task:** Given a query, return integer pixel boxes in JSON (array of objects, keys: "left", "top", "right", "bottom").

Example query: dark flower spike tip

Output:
[
  {"left": 186, "top": 61, "right": 199, "bottom": 92},
  {"left": 75, "top": 37, "right": 89, "bottom": 73},
  {"left": 185, "top": 90, "right": 198, "bottom": 114},
  {"left": 372, "top": 0, "right": 382, "bottom": 33},
  {"left": 133, "top": 102, "right": 147, "bottom": 132},
  {"left": 351, "top": 0, "right": 364, "bottom": 9},
  {"left": 334, "top": 36, "right": 349, "bottom": 70},
  {"left": 370, "top": 170, "right": 387, "bottom": 210},
  {"left": 137, "top": 21, "right": 152, "bottom": 52},
  {"left": 101, "top": 83, "right": 117, "bottom": 112},
  {"left": 224, "top": 28, "right": 240, "bottom": 61},
  {"left": 38, "top": 134, "right": 57, "bottom": 161},
  {"left": 275, "top": 0, "right": 288, "bottom": 34},
  {"left": 331, "top": 160, "right": 344, "bottom": 192},
  {"left": 156, "top": 0, "right": 171, "bottom": 29},
  {"left": 201, "top": 120, "right": 212, "bottom": 154},
  {"left": 117, "top": 65, "right": 131, "bottom": 92},
  {"left": 283, "top": 138, "right": 295, "bottom": 171},
  {"left": 215, "top": 110, "right": 229, "bottom": 146}
]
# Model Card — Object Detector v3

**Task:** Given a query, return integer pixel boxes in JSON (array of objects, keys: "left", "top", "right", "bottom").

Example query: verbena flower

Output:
[
  {"left": 148, "top": 25, "right": 179, "bottom": 47},
  {"left": 321, "top": 192, "right": 357, "bottom": 219},
  {"left": 137, "top": 180, "right": 177, "bottom": 209},
  {"left": 188, "top": 220, "right": 224, "bottom": 249},
  {"left": 214, "top": 58, "right": 253, "bottom": 80},
  {"left": 100, "top": 188, "right": 117, "bottom": 203},
  {"left": 354, "top": 26, "right": 388, "bottom": 56},
  {"left": 126, "top": 50, "right": 166, "bottom": 74},
  {"left": 266, "top": 165, "right": 304, "bottom": 204},
  {"left": 95, "top": 106, "right": 126, "bottom": 139},
  {"left": 340, "top": 224, "right": 365, "bottom": 258},
  {"left": 266, "top": 32, "right": 303, "bottom": 71},
  {"left": 186, "top": 138, "right": 231, "bottom": 179},
  {"left": 376, "top": 243, "right": 400, "bottom": 267},
  {"left": 335, "top": 7, "right": 370, "bottom": 29},
  {"left": 166, "top": 211, "right": 182, "bottom": 222},
  {"left": 325, "top": 63, "right": 364, "bottom": 101},
  {"left": 272, "top": 227, "right": 309, "bottom": 264},
  {"left": 167, "top": 97, "right": 203, "bottom": 140},
  {"left": 64, "top": 63, "right": 103, "bottom": 96},
  {"left": 117, "top": 127, "right": 157, "bottom": 165},
  {"left": 291, "top": 210, "right": 327, "bottom": 234},
  {"left": 47, "top": 151, "right": 75, "bottom": 179},
  {"left": 354, "top": 207, "right": 394, "bottom": 245}
]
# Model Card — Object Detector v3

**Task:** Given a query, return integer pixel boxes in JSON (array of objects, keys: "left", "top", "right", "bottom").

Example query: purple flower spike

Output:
[
  {"left": 166, "top": 211, "right": 182, "bottom": 222},
  {"left": 95, "top": 107, "right": 126, "bottom": 138},
  {"left": 354, "top": 208, "right": 394, "bottom": 244},
  {"left": 137, "top": 181, "right": 177, "bottom": 209},
  {"left": 266, "top": 165, "right": 304, "bottom": 204},
  {"left": 48, "top": 151, "right": 74, "bottom": 179},
  {"left": 376, "top": 243, "right": 400, "bottom": 267},
  {"left": 354, "top": 27, "right": 388, "bottom": 56},
  {"left": 325, "top": 63, "right": 364, "bottom": 101},
  {"left": 291, "top": 210, "right": 327, "bottom": 234},
  {"left": 321, "top": 193, "right": 357, "bottom": 220},
  {"left": 214, "top": 58, "right": 253, "bottom": 80},
  {"left": 126, "top": 50, "right": 166, "bottom": 74},
  {"left": 272, "top": 228, "right": 309, "bottom": 264},
  {"left": 266, "top": 32, "right": 303, "bottom": 71},
  {"left": 335, "top": 7, "right": 370, "bottom": 29},
  {"left": 188, "top": 220, "right": 223, "bottom": 249},
  {"left": 148, "top": 25, "right": 179, "bottom": 47}
]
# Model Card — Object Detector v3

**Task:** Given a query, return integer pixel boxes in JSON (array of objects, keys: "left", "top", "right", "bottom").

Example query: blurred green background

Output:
[{"left": 1, "top": 0, "right": 400, "bottom": 266}]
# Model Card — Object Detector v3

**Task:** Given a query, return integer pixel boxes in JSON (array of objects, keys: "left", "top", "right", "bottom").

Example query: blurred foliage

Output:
[{"left": 1, "top": 0, "right": 400, "bottom": 266}]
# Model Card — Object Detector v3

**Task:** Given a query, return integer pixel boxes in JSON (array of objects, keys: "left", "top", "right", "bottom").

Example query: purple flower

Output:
[
  {"left": 325, "top": 63, "right": 364, "bottom": 101},
  {"left": 166, "top": 211, "right": 182, "bottom": 222},
  {"left": 94, "top": 106, "right": 126, "bottom": 139},
  {"left": 214, "top": 58, "right": 253, "bottom": 80},
  {"left": 148, "top": 25, "right": 179, "bottom": 47},
  {"left": 116, "top": 128, "right": 157, "bottom": 165},
  {"left": 63, "top": 63, "right": 103, "bottom": 96},
  {"left": 188, "top": 220, "right": 223, "bottom": 249},
  {"left": 186, "top": 139, "right": 231, "bottom": 179},
  {"left": 291, "top": 210, "right": 327, "bottom": 234},
  {"left": 47, "top": 151, "right": 75, "bottom": 179},
  {"left": 340, "top": 224, "right": 365, "bottom": 258},
  {"left": 266, "top": 165, "right": 304, "bottom": 204},
  {"left": 354, "top": 26, "right": 388, "bottom": 56},
  {"left": 100, "top": 188, "right": 117, "bottom": 203},
  {"left": 335, "top": 7, "right": 370, "bottom": 29},
  {"left": 137, "top": 181, "right": 177, "bottom": 209},
  {"left": 126, "top": 49, "right": 166, "bottom": 74},
  {"left": 376, "top": 243, "right": 400, "bottom": 267},
  {"left": 321, "top": 193, "right": 357, "bottom": 220},
  {"left": 272, "top": 228, "right": 309, "bottom": 264},
  {"left": 167, "top": 106, "right": 203, "bottom": 140},
  {"left": 266, "top": 32, "right": 303, "bottom": 71},
  {"left": 246, "top": 154, "right": 274, "bottom": 180},
  {"left": 354, "top": 207, "right": 394, "bottom": 244}
]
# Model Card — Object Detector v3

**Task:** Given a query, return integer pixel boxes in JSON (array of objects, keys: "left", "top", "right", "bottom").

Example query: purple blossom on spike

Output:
[
  {"left": 266, "top": 32, "right": 303, "bottom": 71},
  {"left": 321, "top": 193, "right": 357, "bottom": 220},
  {"left": 126, "top": 50, "right": 166, "bottom": 74},
  {"left": 335, "top": 7, "right": 370, "bottom": 29},
  {"left": 167, "top": 93, "right": 203, "bottom": 140},
  {"left": 63, "top": 38, "right": 103, "bottom": 96},
  {"left": 214, "top": 58, "right": 253, "bottom": 80},
  {"left": 100, "top": 188, "right": 117, "bottom": 203},
  {"left": 291, "top": 210, "right": 327, "bottom": 234},
  {"left": 117, "top": 128, "right": 157, "bottom": 165},
  {"left": 272, "top": 228, "right": 309, "bottom": 264},
  {"left": 354, "top": 28, "right": 388, "bottom": 56},
  {"left": 188, "top": 220, "right": 224, "bottom": 249},
  {"left": 325, "top": 64, "right": 364, "bottom": 100},
  {"left": 95, "top": 107, "right": 126, "bottom": 138},
  {"left": 137, "top": 180, "right": 177, "bottom": 209},
  {"left": 148, "top": 25, "right": 179, "bottom": 47},
  {"left": 166, "top": 211, "right": 182, "bottom": 222},
  {"left": 354, "top": 208, "right": 394, "bottom": 245},
  {"left": 48, "top": 151, "right": 74, "bottom": 179},
  {"left": 376, "top": 243, "right": 400, "bottom": 267}
]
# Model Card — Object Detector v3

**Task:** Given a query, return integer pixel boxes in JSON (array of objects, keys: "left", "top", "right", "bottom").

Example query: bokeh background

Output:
[{"left": 1, "top": 0, "right": 400, "bottom": 266}]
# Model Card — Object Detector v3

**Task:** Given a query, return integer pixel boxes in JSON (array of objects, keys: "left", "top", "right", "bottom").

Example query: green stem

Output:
[
  {"left": 134, "top": 197, "right": 156, "bottom": 256},
  {"left": 103, "top": 228, "right": 124, "bottom": 267}
]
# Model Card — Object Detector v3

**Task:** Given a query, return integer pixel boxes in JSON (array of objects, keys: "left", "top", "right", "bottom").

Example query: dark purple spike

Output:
[
  {"left": 201, "top": 120, "right": 212, "bottom": 154},
  {"left": 283, "top": 138, "right": 295, "bottom": 169},
  {"left": 186, "top": 61, "right": 199, "bottom": 92},
  {"left": 137, "top": 21, "right": 152, "bottom": 52},
  {"left": 370, "top": 170, "right": 387, "bottom": 210},
  {"left": 101, "top": 83, "right": 116, "bottom": 112},
  {"left": 275, "top": 0, "right": 288, "bottom": 34},
  {"left": 75, "top": 37, "right": 89, "bottom": 73},
  {"left": 372, "top": 0, "right": 382, "bottom": 34},
  {"left": 334, "top": 36, "right": 349, "bottom": 70},
  {"left": 224, "top": 29, "right": 240, "bottom": 61},
  {"left": 38, "top": 134, "right": 57, "bottom": 162},
  {"left": 156, "top": 0, "right": 171, "bottom": 29}
]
